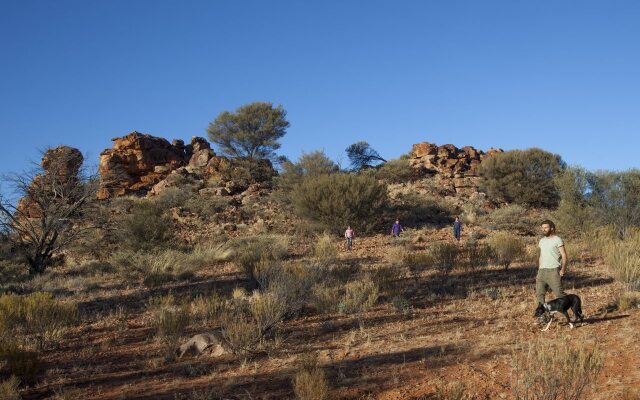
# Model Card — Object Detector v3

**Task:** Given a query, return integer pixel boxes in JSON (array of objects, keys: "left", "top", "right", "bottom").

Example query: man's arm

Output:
[{"left": 559, "top": 245, "right": 568, "bottom": 276}]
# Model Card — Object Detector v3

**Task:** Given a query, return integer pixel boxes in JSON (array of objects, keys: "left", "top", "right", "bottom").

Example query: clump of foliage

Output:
[
  {"left": 292, "top": 353, "right": 329, "bottom": 400},
  {"left": 345, "top": 141, "right": 386, "bottom": 171},
  {"left": 486, "top": 232, "right": 525, "bottom": 270},
  {"left": 116, "top": 201, "right": 173, "bottom": 252},
  {"left": 207, "top": 102, "right": 289, "bottom": 161},
  {"left": 292, "top": 173, "right": 388, "bottom": 234},
  {"left": 479, "top": 148, "right": 565, "bottom": 208},
  {"left": 277, "top": 150, "right": 339, "bottom": 191}
]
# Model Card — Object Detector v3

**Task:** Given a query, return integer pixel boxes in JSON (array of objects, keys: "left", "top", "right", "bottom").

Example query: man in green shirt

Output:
[{"left": 535, "top": 219, "right": 567, "bottom": 312}]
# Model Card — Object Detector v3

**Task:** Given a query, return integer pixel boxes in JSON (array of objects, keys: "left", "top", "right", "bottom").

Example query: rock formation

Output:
[
  {"left": 97, "top": 131, "right": 275, "bottom": 199},
  {"left": 409, "top": 141, "right": 503, "bottom": 196},
  {"left": 17, "top": 146, "right": 84, "bottom": 218}
]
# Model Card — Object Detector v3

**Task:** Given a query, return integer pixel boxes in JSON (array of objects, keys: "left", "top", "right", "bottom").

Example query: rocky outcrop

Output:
[
  {"left": 97, "top": 131, "right": 276, "bottom": 199},
  {"left": 17, "top": 146, "right": 84, "bottom": 218},
  {"left": 409, "top": 141, "right": 503, "bottom": 196}
]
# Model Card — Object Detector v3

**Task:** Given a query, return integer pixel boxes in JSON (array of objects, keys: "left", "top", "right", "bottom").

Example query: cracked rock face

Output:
[
  {"left": 96, "top": 132, "right": 215, "bottom": 199},
  {"left": 17, "top": 146, "right": 84, "bottom": 219},
  {"left": 409, "top": 141, "right": 503, "bottom": 195}
]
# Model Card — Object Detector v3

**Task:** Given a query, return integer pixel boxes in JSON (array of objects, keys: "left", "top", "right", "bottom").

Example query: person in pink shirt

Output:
[{"left": 344, "top": 226, "right": 355, "bottom": 250}]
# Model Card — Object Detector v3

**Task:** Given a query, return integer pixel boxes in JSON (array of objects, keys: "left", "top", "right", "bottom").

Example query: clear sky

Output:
[{"left": 1, "top": 0, "right": 639, "bottom": 176}]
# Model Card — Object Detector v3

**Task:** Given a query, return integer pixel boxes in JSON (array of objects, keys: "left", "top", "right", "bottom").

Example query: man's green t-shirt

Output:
[{"left": 539, "top": 235, "right": 564, "bottom": 269}]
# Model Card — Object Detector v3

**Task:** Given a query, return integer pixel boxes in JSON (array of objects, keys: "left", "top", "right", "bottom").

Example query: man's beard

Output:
[{"left": 543, "top": 230, "right": 554, "bottom": 237}]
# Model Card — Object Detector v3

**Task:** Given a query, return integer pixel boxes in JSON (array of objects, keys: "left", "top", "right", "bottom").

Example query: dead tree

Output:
[{"left": 0, "top": 147, "right": 98, "bottom": 274}]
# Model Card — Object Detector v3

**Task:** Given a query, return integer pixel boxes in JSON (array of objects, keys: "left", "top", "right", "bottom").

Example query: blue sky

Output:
[{"left": 1, "top": 0, "right": 639, "bottom": 175}]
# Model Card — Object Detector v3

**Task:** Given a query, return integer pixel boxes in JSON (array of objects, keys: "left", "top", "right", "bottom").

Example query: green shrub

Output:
[
  {"left": 0, "top": 292, "right": 77, "bottom": 349},
  {"left": 552, "top": 167, "right": 599, "bottom": 238},
  {"left": 220, "top": 311, "right": 261, "bottom": 358},
  {"left": 391, "top": 295, "right": 411, "bottom": 313},
  {"left": 339, "top": 277, "right": 379, "bottom": 314},
  {"left": 276, "top": 150, "right": 339, "bottom": 191},
  {"left": 153, "top": 187, "right": 192, "bottom": 210},
  {"left": 481, "top": 204, "right": 535, "bottom": 234},
  {"left": 190, "top": 293, "right": 231, "bottom": 324},
  {"left": 486, "top": 232, "right": 526, "bottom": 270},
  {"left": 310, "top": 284, "right": 341, "bottom": 314},
  {"left": 147, "top": 295, "right": 191, "bottom": 357},
  {"left": 293, "top": 353, "right": 329, "bottom": 400},
  {"left": 117, "top": 202, "right": 173, "bottom": 251},
  {"left": 603, "top": 231, "right": 640, "bottom": 292},
  {"left": 511, "top": 338, "right": 603, "bottom": 400},
  {"left": 461, "top": 243, "right": 493, "bottom": 271},
  {"left": 183, "top": 195, "right": 229, "bottom": 220},
  {"left": 429, "top": 242, "right": 460, "bottom": 275},
  {"left": 373, "top": 157, "right": 417, "bottom": 183},
  {"left": 0, "top": 376, "right": 20, "bottom": 400},
  {"left": 228, "top": 235, "right": 289, "bottom": 281},
  {"left": 394, "top": 191, "right": 454, "bottom": 227},
  {"left": 250, "top": 291, "right": 287, "bottom": 337},
  {"left": 479, "top": 148, "right": 565, "bottom": 208},
  {"left": 292, "top": 173, "right": 388, "bottom": 234},
  {"left": 313, "top": 234, "right": 339, "bottom": 261}
]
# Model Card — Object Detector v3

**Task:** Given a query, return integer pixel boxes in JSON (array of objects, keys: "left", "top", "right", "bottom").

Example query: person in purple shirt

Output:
[{"left": 391, "top": 219, "right": 404, "bottom": 238}]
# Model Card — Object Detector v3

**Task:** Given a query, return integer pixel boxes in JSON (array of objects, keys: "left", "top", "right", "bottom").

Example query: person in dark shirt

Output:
[
  {"left": 453, "top": 216, "right": 462, "bottom": 242},
  {"left": 391, "top": 220, "right": 404, "bottom": 238}
]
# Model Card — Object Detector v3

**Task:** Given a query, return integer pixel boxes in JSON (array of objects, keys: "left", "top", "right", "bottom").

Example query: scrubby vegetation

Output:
[
  {"left": 292, "top": 173, "right": 388, "bottom": 233},
  {"left": 479, "top": 148, "right": 565, "bottom": 208},
  {"left": 0, "top": 137, "right": 638, "bottom": 399}
]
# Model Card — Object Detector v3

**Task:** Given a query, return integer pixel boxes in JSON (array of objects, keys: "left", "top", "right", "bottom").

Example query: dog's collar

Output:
[{"left": 543, "top": 303, "right": 551, "bottom": 311}]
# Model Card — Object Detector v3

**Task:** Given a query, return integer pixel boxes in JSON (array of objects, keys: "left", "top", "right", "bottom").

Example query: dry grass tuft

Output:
[{"left": 511, "top": 337, "right": 603, "bottom": 400}]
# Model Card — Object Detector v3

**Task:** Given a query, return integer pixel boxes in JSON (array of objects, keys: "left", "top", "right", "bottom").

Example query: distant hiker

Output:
[
  {"left": 344, "top": 225, "right": 355, "bottom": 250},
  {"left": 391, "top": 220, "right": 404, "bottom": 238},
  {"left": 534, "top": 219, "right": 568, "bottom": 320},
  {"left": 453, "top": 216, "right": 462, "bottom": 242}
]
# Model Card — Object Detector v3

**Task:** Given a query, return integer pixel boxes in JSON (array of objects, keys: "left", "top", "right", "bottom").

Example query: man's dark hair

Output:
[{"left": 541, "top": 219, "right": 556, "bottom": 230}]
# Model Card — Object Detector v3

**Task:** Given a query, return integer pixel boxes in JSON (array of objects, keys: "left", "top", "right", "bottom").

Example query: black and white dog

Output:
[{"left": 534, "top": 294, "right": 585, "bottom": 331}]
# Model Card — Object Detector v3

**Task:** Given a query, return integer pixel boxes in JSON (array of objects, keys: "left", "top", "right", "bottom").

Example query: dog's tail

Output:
[{"left": 573, "top": 296, "right": 585, "bottom": 322}]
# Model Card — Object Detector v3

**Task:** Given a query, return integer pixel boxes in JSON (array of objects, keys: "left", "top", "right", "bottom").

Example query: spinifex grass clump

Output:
[
  {"left": 511, "top": 337, "right": 603, "bottom": 400},
  {"left": 486, "top": 232, "right": 525, "bottom": 270},
  {"left": 0, "top": 292, "right": 77, "bottom": 350}
]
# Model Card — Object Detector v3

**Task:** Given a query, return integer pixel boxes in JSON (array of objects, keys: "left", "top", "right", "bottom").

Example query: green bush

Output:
[
  {"left": 373, "top": 157, "right": 417, "bottom": 183},
  {"left": 276, "top": 150, "right": 339, "bottom": 191},
  {"left": 552, "top": 167, "right": 599, "bottom": 238},
  {"left": 339, "top": 277, "right": 379, "bottom": 314},
  {"left": 394, "top": 191, "right": 454, "bottom": 227},
  {"left": 480, "top": 205, "right": 535, "bottom": 234},
  {"left": 313, "top": 234, "right": 339, "bottom": 261},
  {"left": 429, "top": 242, "right": 461, "bottom": 275},
  {"left": 228, "top": 235, "right": 289, "bottom": 281},
  {"left": 310, "top": 284, "right": 341, "bottom": 313},
  {"left": 117, "top": 202, "right": 173, "bottom": 252},
  {"left": 293, "top": 353, "right": 329, "bottom": 400},
  {"left": 486, "top": 232, "right": 526, "bottom": 270},
  {"left": 0, "top": 292, "right": 77, "bottom": 349},
  {"left": 152, "top": 187, "right": 192, "bottom": 210},
  {"left": 146, "top": 295, "right": 191, "bottom": 357},
  {"left": 183, "top": 195, "right": 229, "bottom": 220},
  {"left": 292, "top": 173, "right": 388, "bottom": 234},
  {"left": 603, "top": 231, "right": 640, "bottom": 292},
  {"left": 479, "top": 148, "right": 565, "bottom": 208},
  {"left": 461, "top": 242, "right": 494, "bottom": 271}
]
